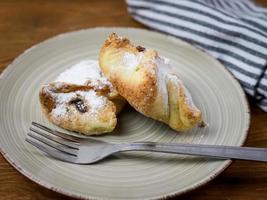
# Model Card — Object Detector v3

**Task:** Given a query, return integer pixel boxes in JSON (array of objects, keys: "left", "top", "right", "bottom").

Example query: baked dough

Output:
[
  {"left": 39, "top": 60, "right": 125, "bottom": 135},
  {"left": 99, "top": 33, "right": 203, "bottom": 132}
]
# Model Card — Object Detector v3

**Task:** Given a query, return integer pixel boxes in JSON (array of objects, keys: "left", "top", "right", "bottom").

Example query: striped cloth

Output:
[{"left": 126, "top": 0, "right": 267, "bottom": 112}]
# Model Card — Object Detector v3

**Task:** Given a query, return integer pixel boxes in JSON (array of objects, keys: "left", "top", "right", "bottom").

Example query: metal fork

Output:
[{"left": 26, "top": 122, "right": 267, "bottom": 164}]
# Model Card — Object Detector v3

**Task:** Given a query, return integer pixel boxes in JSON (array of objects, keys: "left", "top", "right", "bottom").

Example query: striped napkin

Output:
[{"left": 126, "top": 0, "right": 267, "bottom": 112}]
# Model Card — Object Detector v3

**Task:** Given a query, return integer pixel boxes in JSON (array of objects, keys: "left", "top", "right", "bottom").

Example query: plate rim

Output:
[{"left": 0, "top": 27, "right": 250, "bottom": 199}]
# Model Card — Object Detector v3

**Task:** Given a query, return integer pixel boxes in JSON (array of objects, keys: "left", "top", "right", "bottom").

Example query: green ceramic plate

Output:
[{"left": 0, "top": 27, "right": 250, "bottom": 199}]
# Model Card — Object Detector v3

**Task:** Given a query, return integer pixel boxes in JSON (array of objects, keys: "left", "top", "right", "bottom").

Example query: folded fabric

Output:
[{"left": 126, "top": 0, "right": 267, "bottom": 112}]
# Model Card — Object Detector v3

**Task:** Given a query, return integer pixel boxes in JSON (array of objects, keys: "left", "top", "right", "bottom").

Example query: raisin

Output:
[
  {"left": 70, "top": 99, "right": 87, "bottom": 113},
  {"left": 136, "top": 45, "right": 145, "bottom": 52}
]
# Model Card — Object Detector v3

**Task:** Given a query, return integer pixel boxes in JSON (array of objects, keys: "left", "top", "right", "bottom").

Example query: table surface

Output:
[{"left": 1, "top": 0, "right": 267, "bottom": 199}]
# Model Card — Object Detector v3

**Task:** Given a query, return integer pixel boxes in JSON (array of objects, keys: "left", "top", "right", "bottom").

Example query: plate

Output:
[{"left": 0, "top": 27, "right": 250, "bottom": 199}]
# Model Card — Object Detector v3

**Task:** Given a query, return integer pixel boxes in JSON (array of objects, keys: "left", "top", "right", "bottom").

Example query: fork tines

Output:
[{"left": 26, "top": 122, "right": 80, "bottom": 163}]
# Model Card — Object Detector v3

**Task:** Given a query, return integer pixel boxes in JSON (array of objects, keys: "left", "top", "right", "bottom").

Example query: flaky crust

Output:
[
  {"left": 39, "top": 82, "right": 117, "bottom": 135},
  {"left": 99, "top": 33, "right": 203, "bottom": 132},
  {"left": 99, "top": 33, "right": 158, "bottom": 114},
  {"left": 39, "top": 59, "right": 126, "bottom": 135}
]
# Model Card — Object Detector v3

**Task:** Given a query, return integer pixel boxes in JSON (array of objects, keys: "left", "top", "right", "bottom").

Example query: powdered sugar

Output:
[
  {"left": 51, "top": 90, "right": 106, "bottom": 119},
  {"left": 50, "top": 60, "right": 110, "bottom": 119},
  {"left": 51, "top": 92, "right": 76, "bottom": 118},
  {"left": 162, "top": 57, "right": 170, "bottom": 64},
  {"left": 51, "top": 103, "right": 68, "bottom": 118},
  {"left": 154, "top": 56, "right": 197, "bottom": 110},
  {"left": 77, "top": 90, "right": 106, "bottom": 116},
  {"left": 55, "top": 60, "right": 112, "bottom": 89},
  {"left": 122, "top": 52, "right": 143, "bottom": 73},
  {"left": 154, "top": 57, "right": 170, "bottom": 114},
  {"left": 56, "top": 92, "right": 76, "bottom": 104}
]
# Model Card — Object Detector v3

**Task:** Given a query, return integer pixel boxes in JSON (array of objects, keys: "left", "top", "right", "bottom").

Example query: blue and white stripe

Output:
[{"left": 126, "top": 0, "right": 267, "bottom": 111}]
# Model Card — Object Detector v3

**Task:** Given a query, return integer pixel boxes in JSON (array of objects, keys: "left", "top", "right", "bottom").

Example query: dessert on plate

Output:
[
  {"left": 39, "top": 60, "right": 125, "bottom": 135},
  {"left": 39, "top": 33, "right": 204, "bottom": 135},
  {"left": 99, "top": 33, "right": 203, "bottom": 132}
]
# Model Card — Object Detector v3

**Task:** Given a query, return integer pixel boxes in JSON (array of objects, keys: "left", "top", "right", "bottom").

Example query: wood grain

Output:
[{"left": 1, "top": 0, "right": 267, "bottom": 199}]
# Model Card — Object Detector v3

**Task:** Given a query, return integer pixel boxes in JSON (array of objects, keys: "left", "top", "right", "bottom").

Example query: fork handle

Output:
[{"left": 119, "top": 142, "right": 267, "bottom": 162}]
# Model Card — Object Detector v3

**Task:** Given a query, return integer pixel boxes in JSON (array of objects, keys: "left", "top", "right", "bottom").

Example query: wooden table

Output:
[{"left": 1, "top": 0, "right": 267, "bottom": 199}]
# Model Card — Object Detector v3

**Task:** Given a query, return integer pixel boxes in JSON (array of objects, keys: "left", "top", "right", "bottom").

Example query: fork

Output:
[{"left": 26, "top": 122, "right": 267, "bottom": 164}]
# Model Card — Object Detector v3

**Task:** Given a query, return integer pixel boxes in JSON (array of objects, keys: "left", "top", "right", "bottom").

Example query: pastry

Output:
[
  {"left": 99, "top": 33, "right": 203, "bottom": 132},
  {"left": 39, "top": 60, "right": 125, "bottom": 135}
]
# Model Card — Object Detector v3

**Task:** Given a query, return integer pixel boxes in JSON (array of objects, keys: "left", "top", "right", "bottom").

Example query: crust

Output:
[
  {"left": 99, "top": 33, "right": 203, "bottom": 132},
  {"left": 99, "top": 33, "right": 158, "bottom": 114},
  {"left": 39, "top": 82, "right": 118, "bottom": 135}
]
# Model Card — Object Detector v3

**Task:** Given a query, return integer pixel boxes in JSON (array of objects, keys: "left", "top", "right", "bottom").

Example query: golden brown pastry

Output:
[
  {"left": 99, "top": 33, "right": 203, "bottom": 132},
  {"left": 39, "top": 60, "right": 125, "bottom": 135}
]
